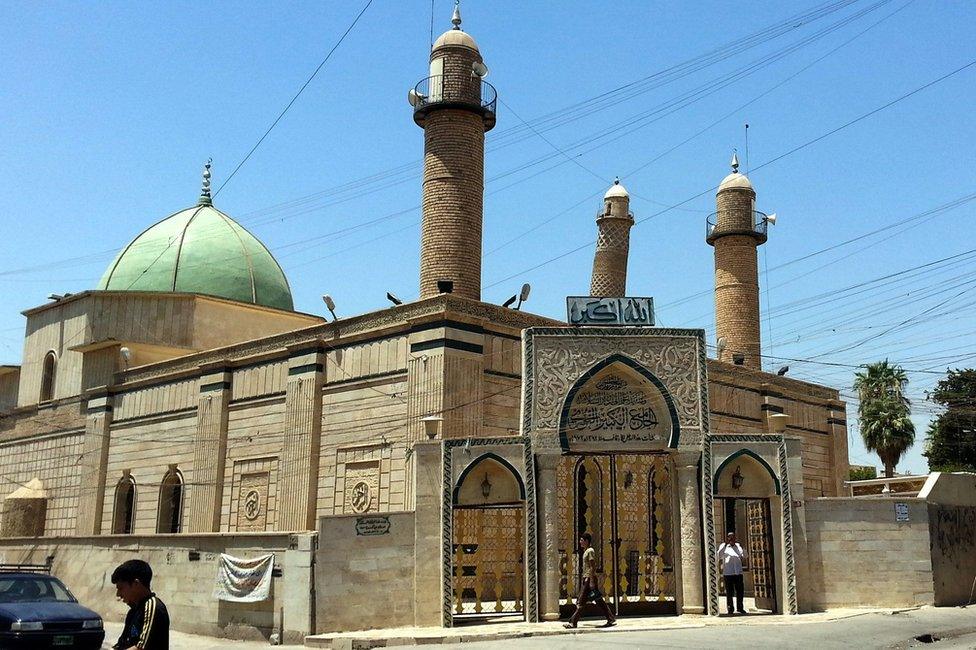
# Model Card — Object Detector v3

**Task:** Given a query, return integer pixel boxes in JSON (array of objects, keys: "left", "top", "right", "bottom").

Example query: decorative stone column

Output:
[
  {"left": 783, "top": 436, "right": 804, "bottom": 614},
  {"left": 188, "top": 363, "right": 232, "bottom": 532},
  {"left": 412, "top": 441, "right": 444, "bottom": 626},
  {"left": 278, "top": 345, "right": 326, "bottom": 531},
  {"left": 75, "top": 390, "right": 113, "bottom": 535},
  {"left": 675, "top": 454, "right": 705, "bottom": 614},
  {"left": 535, "top": 453, "right": 561, "bottom": 621}
]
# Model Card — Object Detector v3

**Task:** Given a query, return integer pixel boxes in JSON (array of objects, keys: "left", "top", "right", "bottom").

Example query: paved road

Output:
[
  {"left": 410, "top": 607, "right": 976, "bottom": 650},
  {"left": 101, "top": 606, "right": 976, "bottom": 649}
]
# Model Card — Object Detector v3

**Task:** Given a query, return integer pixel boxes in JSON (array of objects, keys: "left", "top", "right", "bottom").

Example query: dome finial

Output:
[
  {"left": 451, "top": 0, "right": 462, "bottom": 30},
  {"left": 730, "top": 150, "right": 740, "bottom": 174},
  {"left": 198, "top": 158, "right": 213, "bottom": 206},
  {"left": 613, "top": 176, "right": 620, "bottom": 185}
]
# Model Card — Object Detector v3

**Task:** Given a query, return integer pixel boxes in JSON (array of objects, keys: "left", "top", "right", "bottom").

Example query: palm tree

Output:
[{"left": 853, "top": 360, "right": 915, "bottom": 478}]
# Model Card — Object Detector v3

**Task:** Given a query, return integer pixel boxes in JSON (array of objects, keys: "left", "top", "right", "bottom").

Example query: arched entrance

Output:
[
  {"left": 713, "top": 450, "right": 782, "bottom": 613},
  {"left": 556, "top": 454, "right": 676, "bottom": 616},
  {"left": 451, "top": 454, "right": 526, "bottom": 620},
  {"left": 554, "top": 357, "right": 680, "bottom": 616}
]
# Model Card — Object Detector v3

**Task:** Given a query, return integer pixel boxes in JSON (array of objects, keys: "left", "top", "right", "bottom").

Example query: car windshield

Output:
[{"left": 0, "top": 576, "right": 76, "bottom": 603}]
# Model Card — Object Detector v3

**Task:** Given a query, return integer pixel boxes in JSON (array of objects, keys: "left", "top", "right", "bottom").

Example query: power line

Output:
[
  {"left": 481, "top": 57, "right": 976, "bottom": 291},
  {"left": 213, "top": 0, "right": 374, "bottom": 198}
]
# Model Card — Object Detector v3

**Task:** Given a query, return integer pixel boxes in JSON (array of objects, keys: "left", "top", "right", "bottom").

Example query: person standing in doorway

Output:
[
  {"left": 717, "top": 531, "right": 747, "bottom": 615},
  {"left": 564, "top": 532, "right": 616, "bottom": 628}
]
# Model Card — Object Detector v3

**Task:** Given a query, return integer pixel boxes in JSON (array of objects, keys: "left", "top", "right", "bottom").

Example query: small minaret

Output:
[
  {"left": 412, "top": 2, "right": 496, "bottom": 300},
  {"left": 707, "top": 153, "right": 767, "bottom": 369},
  {"left": 589, "top": 178, "right": 633, "bottom": 297}
]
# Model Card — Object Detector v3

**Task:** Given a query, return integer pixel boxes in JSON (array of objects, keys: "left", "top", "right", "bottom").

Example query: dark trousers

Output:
[
  {"left": 724, "top": 574, "right": 745, "bottom": 613},
  {"left": 569, "top": 576, "right": 614, "bottom": 625}
]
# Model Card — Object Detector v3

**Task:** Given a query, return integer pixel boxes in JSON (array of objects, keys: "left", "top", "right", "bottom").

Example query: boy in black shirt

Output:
[{"left": 111, "top": 559, "right": 169, "bottom": 650}]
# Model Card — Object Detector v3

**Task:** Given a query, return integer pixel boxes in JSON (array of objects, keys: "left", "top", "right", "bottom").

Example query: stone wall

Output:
[
  {"left": 0, "top": 532, "right": 315, "bottom": 643},
  {"left": 919, "top": 472, "right": 976, "bottom": 606},
  {"left": 315, "top": 512, "right": 416, "bottom": 633},
  {"left": 929, "top": 504, "right": 976, "bottom": 606},
  {"left": 803, "top": 498, "right": 934, "bottom": 610}
]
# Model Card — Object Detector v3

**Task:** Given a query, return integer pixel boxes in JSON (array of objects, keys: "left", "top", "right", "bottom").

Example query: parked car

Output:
[{"left": 0, "top": 572, "right": 104, "bottom": 649}]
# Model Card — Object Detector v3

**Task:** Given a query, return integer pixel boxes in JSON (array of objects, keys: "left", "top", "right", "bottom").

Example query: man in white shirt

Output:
[{"left": 717, "top": 531, "right": 747, "bottom": 615}]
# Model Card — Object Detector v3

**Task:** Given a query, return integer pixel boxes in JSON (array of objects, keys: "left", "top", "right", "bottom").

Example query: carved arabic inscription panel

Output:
[{"left": 562, "top": 366, "right": 672, "bottom": 453}]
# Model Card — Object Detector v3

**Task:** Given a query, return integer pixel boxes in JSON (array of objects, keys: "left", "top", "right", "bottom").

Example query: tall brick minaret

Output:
[
  {"left": 589, "top": 178, "right": 633, "bottom": 297},
  {"left": 412, "top": 4, "right": 496, "bottom": 300},
  {"left": 707, "top": 153, "right": 767, "bottom": 369}
]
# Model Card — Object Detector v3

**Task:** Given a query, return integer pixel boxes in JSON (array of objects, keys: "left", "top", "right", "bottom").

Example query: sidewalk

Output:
[{"left": 305, "top": 607, "right": 897, "bottom": 649}]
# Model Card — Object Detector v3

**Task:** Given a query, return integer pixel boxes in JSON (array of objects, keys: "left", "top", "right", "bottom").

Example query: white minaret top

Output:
[
  {"left": 433, "top": 1, "right": 479, "bottom": 51},
  {"left": 604, "top": 177, "right": 629, "bottom": 199},
  {"left": 718, "top": 151, "right": 753, "bottom": 193}
]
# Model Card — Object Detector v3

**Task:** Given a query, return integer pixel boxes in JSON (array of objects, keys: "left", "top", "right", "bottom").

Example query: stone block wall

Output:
[
  {"left": 315, "top": 512, "right": 416, "bottom": 633},
  {"left": 929, "top": 504, "right": 976, "bottom": 606},
  {"left": 0, "top": 532, "right": 314, "bottom": 642},
  {"left": 803, "top": 498, "right": 934, "bottom": 610}
]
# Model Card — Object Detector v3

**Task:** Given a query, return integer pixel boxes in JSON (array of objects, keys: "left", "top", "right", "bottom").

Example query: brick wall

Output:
[
  {"left": 712, "top": 186, "right": 761, "bottom": 369},
  {"left": 420, "top": 108, "right": 486, "bottom": 300}
]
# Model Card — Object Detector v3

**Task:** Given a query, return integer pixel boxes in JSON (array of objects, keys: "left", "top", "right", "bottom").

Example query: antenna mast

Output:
[{"left": 744, "top": 123, "right": 750, "bottom": 174}]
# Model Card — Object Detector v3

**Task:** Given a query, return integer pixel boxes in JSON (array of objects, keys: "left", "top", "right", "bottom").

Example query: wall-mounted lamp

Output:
[
  {"left": 420, "top": 415, "right": 443, "bottom": 440},
  {"left": 731, "top": 465, "right": 744, "bottom": 491},
  {"left": 481, "top": 473, "right": 492, "bottom": 498}
]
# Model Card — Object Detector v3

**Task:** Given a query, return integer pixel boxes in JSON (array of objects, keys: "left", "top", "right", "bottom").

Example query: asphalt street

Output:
[{"left": 101, "top": 606, "right": 976, "bottom": 649}]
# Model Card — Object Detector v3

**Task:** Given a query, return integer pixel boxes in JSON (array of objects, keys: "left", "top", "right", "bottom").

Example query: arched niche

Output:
[
  {"left": 39, "top": 351, "right": 57, "bottom": 402},
  {"left": 713, "top": 450, "right": 781, "bottom": 499},
  {"left": 112, "top": 474, "right": 136, "bottom": 535},
  {"left": 454, "top": 453, "right": 525, "bottom": 506},
  {"left": 156, "top": 466, "right": 184, "bottom": 534},
  {"left": 559, "top": 354, "right": 680, "bottom": 453}
]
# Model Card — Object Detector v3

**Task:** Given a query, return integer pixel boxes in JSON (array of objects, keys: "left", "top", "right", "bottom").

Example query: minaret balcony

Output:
[
  {"left": 411, "top": 75, "right": 497, "bottom": 129},
  {"left": 706, "top": 210, "right": 768, "bottom": 245}
]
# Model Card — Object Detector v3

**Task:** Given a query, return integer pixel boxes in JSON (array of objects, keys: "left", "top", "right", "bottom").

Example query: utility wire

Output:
[
  {"left": 213, "top": 0, "right": 374, "bottom": 198},
  {"left": 482, "top": 58, "right": 976, "bottom": 291}
]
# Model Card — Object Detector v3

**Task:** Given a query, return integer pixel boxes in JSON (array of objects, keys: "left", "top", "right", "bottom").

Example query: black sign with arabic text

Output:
[
  {"left": 567, "top": 296, "right": 655, "bottom": 326},
  {"left": 355, "top": 515, "right": 391, "bottom": 536}
]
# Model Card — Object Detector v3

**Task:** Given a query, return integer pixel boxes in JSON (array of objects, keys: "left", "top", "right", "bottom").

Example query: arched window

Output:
[
  {"left": 157, "top": 467, "right": 184, "bottom": 534},
  {"left": 112, "top": 474, "right": 136, "bottom": 534},
  {"left": 39, "top": 351, "right": 57, "bottom": 402}
]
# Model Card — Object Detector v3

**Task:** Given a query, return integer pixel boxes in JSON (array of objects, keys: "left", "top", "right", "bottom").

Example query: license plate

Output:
[{"left": 53, "top": 636, "right": 74, "bottom": 646}]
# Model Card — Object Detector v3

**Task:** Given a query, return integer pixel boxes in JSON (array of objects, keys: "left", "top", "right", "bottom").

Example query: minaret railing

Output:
[{"left": 705, "top": 209, "right": 769, "bottom": 244}]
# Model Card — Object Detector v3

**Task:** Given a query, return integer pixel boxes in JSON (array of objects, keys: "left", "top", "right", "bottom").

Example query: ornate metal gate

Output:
[
  {"left": 746, "top": 499, "right": 776, "bottom": 611},
  {"left": 452, "top": 506, "right": 525, "bottom": 618},
  {"left": 557, "top": 454, "right": 676, "bottom": 616}
]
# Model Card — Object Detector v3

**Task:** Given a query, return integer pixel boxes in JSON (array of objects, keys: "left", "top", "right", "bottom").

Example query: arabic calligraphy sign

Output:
[
  {"left": 567, "top": 296, "right": 655, "bottom": 326},
  {"left": 562, "top": 368, "right": 671, "bottom": 452}
]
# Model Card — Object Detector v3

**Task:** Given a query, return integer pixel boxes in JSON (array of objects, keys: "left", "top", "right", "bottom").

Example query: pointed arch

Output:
[
  {"left": 713, "top": 449, "right": 781, "bottom": 495},
  {"left": 558, "top": 353, "right": 681, "bottom": 451},
  {"left": 453, "top": 452, "right": 525, "bottom": 502}
]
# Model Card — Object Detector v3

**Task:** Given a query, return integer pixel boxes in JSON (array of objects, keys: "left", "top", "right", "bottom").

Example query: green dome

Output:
[{"left": 97, "top": 202, "right": 294, "bottom": 311}]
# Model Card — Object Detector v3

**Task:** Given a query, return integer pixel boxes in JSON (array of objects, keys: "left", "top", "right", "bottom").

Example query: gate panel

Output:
[
  {"left": 453, "top": 506, "right": 524, "bottom": 617},
  {"left": 746, "top": 499, "right": 776, "bottom": 611},
  {"left": 557, "top": 453, "right": 676, "bottom": 617}
]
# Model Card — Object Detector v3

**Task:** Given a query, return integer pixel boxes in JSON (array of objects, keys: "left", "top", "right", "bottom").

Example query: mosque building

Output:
[{"left": 2, "top": 7, "right": 969, "bottom": 644}]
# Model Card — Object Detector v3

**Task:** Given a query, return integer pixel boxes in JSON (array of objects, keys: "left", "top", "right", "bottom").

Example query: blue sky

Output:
[{"left": 1, "top": 1, "right": 974, "bottom": 475}]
